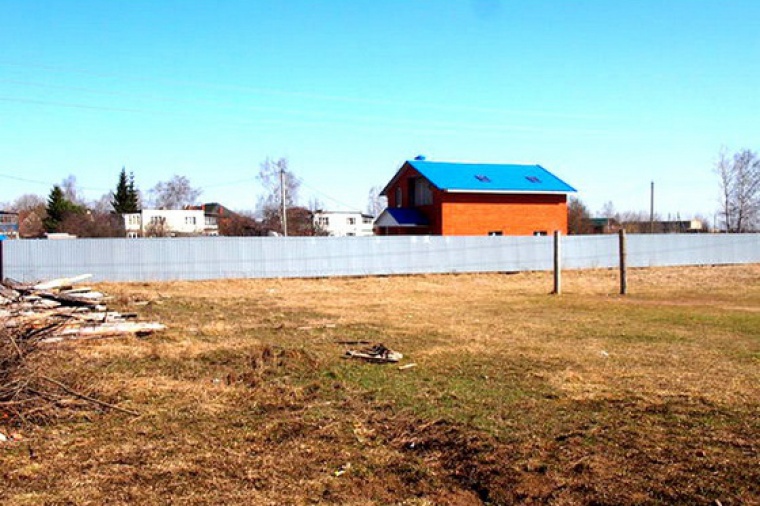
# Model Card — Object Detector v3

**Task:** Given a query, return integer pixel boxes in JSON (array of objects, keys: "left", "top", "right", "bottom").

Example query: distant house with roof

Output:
[
  {"left": 313, "top": 210, "right": 375, "bottom": 236},
  {"left": 374, "top": 157, "right": 576, "bottom": 236},
  {"left": 122, "top": 209, "right": 218, "bottom": 238},
  {"left": 0, "top": 210, "right": 20, "bottom": 239}
]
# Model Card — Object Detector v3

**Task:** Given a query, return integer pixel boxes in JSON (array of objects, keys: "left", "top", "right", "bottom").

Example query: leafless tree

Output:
[
  {"left": 308, "top": 196, "right": 323, "bottom": 212},
  {"left": 60, "top": 212, "right": 124, "bottom": 238},
  {"left": 567, "top": 197, "right": 593, "bottom": 234},
  {"left": 8, "top": 194, "right": 48, "bottom": 238},
  {"left": 258, "top": 158, "right": 299, "bottom": 208},
  {"left": 599, "top": 201, "right": 617, "bottom": 220},
  {"left": 217, "top": 211, "right": 266, "bottom": 236},
  {"left": 60, "top": 175, "right": 87, "bottom": 206},
  {"left": 91, "top": 193, "right": 115, "bottom": 214},
  {"left": 9, "top": 194, "right": 46, "bottom": 213},
  {"left": 144, "top": 219, "right": 170, "bottom": 237},
  {"left": 257, "top": 158, "right": 300, "bottom": 234},
  {"left": 19, "top": 212, "right": 45, "bottom": 238},
  {"left": 149, "top": 175, "right": 201, "bottom": 210},
  {"left": 367, "top": 185, "right": 387, "bottom": 217},
  {"left": 715, "top": 148, "right": 760, "bottom": 232}
]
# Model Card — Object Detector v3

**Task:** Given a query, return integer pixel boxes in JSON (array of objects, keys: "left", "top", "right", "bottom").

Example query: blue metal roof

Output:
[
  {"left": 405, "top": 160, "right": 576, "bottom": 193},
  {"left": 374, "top": 207, "right": 430, "bottom": 227}
]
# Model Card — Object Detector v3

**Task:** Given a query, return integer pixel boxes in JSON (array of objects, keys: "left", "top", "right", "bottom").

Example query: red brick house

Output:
[{"left": 375, "top": 157, "right": 576, "bottom": 236}]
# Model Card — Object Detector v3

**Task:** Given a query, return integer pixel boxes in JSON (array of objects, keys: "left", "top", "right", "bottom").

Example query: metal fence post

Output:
[
  {"left": 619, "top": 229, "right": 627, "bottom": 295},
  {"left": 553, "top": 230, "right": 561, "bottom": 294}
]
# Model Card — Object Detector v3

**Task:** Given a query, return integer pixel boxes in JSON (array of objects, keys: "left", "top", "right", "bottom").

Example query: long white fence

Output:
[{"left": 1, "top": 234, "right": 758, "bottom": 283}]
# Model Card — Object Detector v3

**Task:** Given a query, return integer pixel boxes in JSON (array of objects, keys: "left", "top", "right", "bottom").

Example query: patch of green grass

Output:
[{"left": 4, "top": 267, "right": 759, "bottom": 505}]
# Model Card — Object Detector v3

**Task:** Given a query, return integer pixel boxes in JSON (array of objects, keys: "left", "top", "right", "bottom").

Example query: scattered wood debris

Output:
[
  {"left": 1, "top": 274, "right": 165, "bottom": 424},
  {"left": 1, "top": 274, "right": 166, "bottom": 343},
  {"left": 344, "top": 343, "right": 403, "bottom": 363}
]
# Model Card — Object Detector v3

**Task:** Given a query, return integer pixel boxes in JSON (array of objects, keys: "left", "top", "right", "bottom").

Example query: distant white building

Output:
[
  {"left": 123, "top": 209, "right": 218, "bottom": 238},
  {"left": 313, "top": 211, "right": 375, "bottom": 237}
]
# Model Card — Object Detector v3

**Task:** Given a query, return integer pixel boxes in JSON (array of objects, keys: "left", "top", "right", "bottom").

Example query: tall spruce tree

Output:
[
  {"left": 44, "top": 185, "right": 77, "bottom": 232},
  {"left": 127, "top": 171, "right": 140, "bottom": 212},
  {"left": 112, "top": 167, "right": 140, "bottom": 213}
]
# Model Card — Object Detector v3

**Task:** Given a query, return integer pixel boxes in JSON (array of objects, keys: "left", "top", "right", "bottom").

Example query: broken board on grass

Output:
[{"left": 344, "top": 343, "right": 403, "bottom": 363}]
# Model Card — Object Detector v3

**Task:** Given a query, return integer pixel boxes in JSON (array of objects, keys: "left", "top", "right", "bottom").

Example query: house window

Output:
[
  {"left": 185, "top": 216, "right": 196, "bottom": 225},
  {"left": 362, "top": 216, "right": 372, "bottom": 224},
  {"left": 533, "top": 231, "right": 547, "bottom": 236},
  {"left": 150, "top": 216, "right": 166, "bottom": 225},
  {"left": 205, "top": 216, "right": 216, "bottom": 226},
  {"left": 318, "top": 216, "right": 330, "bottom": 226},
  {"left": 347, "top": 217, "right": 356, "bottom": 225},
  {"left": 127, "top": 231, "right": 139, "bottom": 239},
  {"left": 488, "top": 231, "right": 503, "bottom": 236},
  {"left": 395, "top": 187, "right": 402, "bottom": 207},
  {"left": 413, "top": 177, "right": 433, "bottom": 206},
  {"left": 128, "top": 215, "right": 140, "bottom": 225}
]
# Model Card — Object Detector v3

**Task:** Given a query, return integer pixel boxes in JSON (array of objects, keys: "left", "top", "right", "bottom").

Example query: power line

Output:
[
  {"left": 0, "top": 172, "right": 109, "bottom": 192},
  {"left": 0, "top": 60, "right": 613, "bottom": 122},
  {"left": 298, "top": 178, "right": 362, "bottom": 212}
]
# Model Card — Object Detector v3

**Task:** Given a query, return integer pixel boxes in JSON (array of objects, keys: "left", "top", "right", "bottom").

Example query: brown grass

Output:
[{"left": 1, "top": 265, "right": 758, "bottom": 505}]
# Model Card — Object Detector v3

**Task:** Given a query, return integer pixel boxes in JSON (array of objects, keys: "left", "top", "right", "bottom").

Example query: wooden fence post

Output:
[
  {"left": 553, "top": 230, "right": 561, "bottom": 295},
  {"left": 619, "top": 229, "right": 627, "bottom": 295}
]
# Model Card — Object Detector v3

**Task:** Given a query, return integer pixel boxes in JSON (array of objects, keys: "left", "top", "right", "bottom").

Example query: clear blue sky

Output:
[{"left": 1, "top": 0, "right": 758, "bottom": 220}]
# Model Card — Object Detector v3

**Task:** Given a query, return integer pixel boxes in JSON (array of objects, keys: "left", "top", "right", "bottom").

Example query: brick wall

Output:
[{"left": 440, "top": 193, "right": 568, "bottom": 236}]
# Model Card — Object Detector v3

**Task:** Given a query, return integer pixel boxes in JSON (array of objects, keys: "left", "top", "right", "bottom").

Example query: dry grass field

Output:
[{"left": 1, "top": 265, "right": 759, "bottom": 505}]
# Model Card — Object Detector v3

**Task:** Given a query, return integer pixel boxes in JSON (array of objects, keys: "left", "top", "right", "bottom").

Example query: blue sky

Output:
[{"left": 1, "top": 0, "right": 758, "bottom": 220}]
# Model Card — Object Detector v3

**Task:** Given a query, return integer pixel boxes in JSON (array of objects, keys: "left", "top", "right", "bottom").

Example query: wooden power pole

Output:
[{"left": 280, "top": 164, "right": 288, "bottom": 237}]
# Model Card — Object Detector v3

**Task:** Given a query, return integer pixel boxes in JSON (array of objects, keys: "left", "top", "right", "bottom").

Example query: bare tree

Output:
[
  {"left": 619, "top": 210, "right": 654, "bottom": 233},
  {"left": 7, "top": 194, "right": 47, "bottom": 238},
  {"left": 367, "top": 185, "right": 387, "bottom": 217},
  {"left": 9, "top": 194, "right": 46, "bottom": 213},
  {"left": 144, "top": 218, "right": 170, "bottom": 237},
  {"left": 308, "top": 196, "right": 324, "bottom": 212},
  {"left": 217, "top": 211, "right": 267, "bottom": 236},
  {"left": 716, "top": 149, "right": 735, "bottom": 232},
  {"left": 149, "top": 175, "right": 201, "bottom": 210},
  {"left": 91, "top": 193, "right": 115, "bottom": 215},
  {"left": 257, "top": 157, "right": 300, "bottom": 234},
  {"left": 567, "top": 197, "right": 593, "bottom": 234},
  {"left": 715, "top": 148, "right": 760, "bottom": 232},
  {"left": 60, "top": 175, "right": 86, "bottom": 206},
  {"left": 60, "top": 212, "right": 124, "bottom": 238},
  {"left": 599, "top": 201, "right": 617, "bottom": 220}
]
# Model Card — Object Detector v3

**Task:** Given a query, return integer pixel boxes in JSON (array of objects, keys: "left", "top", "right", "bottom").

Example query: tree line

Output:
[
  {"left": 567, "top": 147, "right": 759, "bottom": 234},
  {"left": 1, "top": 158, "right": 330, "bottom": 238},
  {"left": 5, "top": 148, "right": 756, "bottom": 238}
]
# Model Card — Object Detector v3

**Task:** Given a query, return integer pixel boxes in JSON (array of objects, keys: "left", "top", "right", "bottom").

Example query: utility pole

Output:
[
  {"left": 280, "top": 162, "right": 288, "bottom": 236},
  {"left": 649, "top": 181, "right": 654, "bottom": 234}
]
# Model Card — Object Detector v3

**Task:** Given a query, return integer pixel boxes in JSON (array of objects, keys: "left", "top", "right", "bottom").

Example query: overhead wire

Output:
[{"left": 0, "top": 60, "right": 613, "bottom": 121}]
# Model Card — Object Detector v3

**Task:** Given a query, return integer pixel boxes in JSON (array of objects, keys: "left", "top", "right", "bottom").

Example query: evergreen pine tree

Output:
[
  {"left": 111, "top": 167, "right": 130, "bottom": 213},
  {"left": 127, "top": 171, "right": 140, "bottom": 212},
  {"left": 112, "top": 167, "right": 140, "bottom": 213},
  {"left": 44, "top": 185, "right": 71, "bottom": 232}
]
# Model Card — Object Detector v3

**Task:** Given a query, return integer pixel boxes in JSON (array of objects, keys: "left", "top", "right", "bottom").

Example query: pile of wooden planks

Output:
[{"left": 1, "top": 274, "right": 166, "bottom": 343}]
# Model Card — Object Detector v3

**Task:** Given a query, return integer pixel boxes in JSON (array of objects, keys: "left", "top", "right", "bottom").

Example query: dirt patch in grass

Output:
[{"left": 1, "top": 265, "right": 758, "bottom": 504}]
